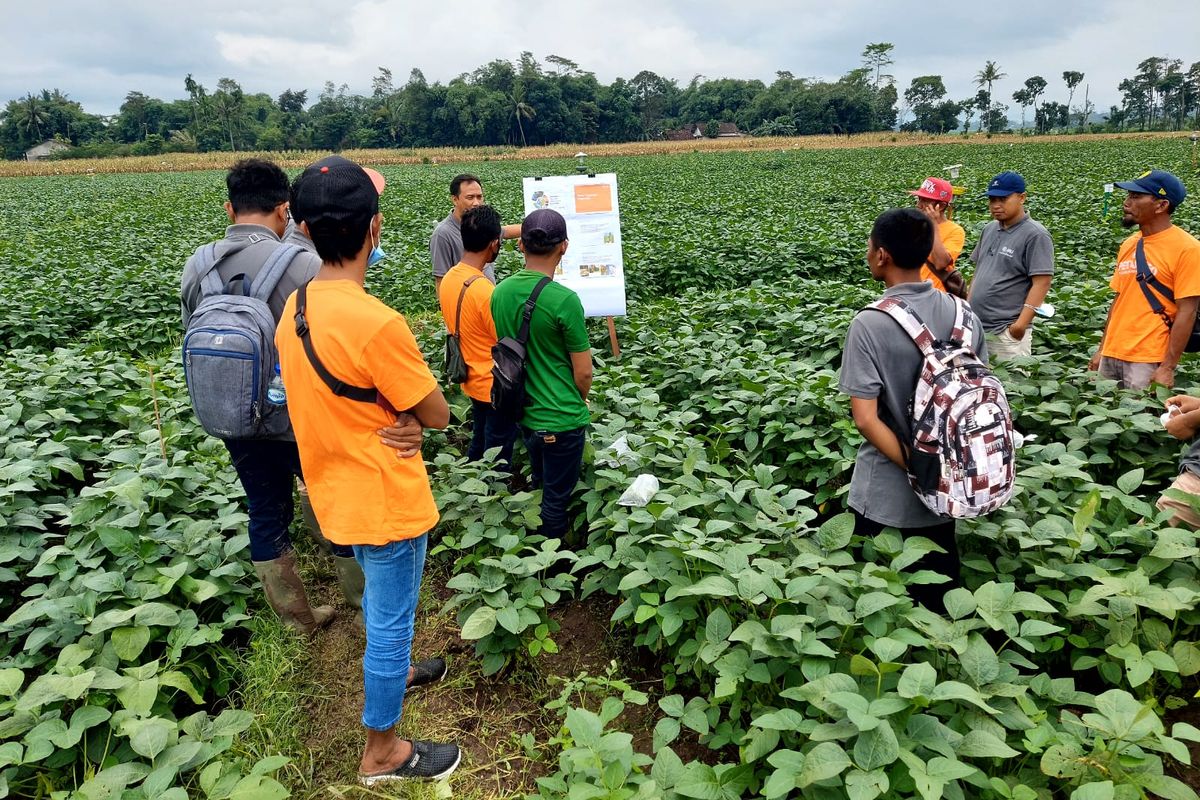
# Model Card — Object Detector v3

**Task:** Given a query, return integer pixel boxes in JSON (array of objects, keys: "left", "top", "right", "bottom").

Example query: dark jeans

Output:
[
  {"left": 522, "top": 426, "right": 587, "bottom": 540},
  {"left": 853, "top": 512, "right": 959, "bottom": 613},
  {"left": 469, "top": 398, "right": 519, "bottom": 466},
  {"left": 223, "top": 438, "right": 354, "bottom": 561}
]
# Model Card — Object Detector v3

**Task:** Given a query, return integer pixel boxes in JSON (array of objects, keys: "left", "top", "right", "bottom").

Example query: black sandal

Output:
[{"left": 408, "top": 656, "right": 448, "bottom": 689}]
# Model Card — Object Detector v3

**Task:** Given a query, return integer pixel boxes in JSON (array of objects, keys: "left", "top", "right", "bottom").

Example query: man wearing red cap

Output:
[
  {"left": 1089, "top": 170, "right": 1199, "bottom": 390},
  {"left": 909, "top": 177, "right": 966, "bottom": 298}
]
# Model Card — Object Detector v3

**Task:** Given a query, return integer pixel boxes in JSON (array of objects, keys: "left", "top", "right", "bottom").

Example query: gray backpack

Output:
[{"left": 182, "top": 242, "right": 303, "bottom": 440}]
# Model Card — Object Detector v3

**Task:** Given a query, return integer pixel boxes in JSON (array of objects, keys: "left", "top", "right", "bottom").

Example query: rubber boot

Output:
[
  {"left": 333, "top": 555, "right": 366, "bottom": 629},
  {"left": 297, "top": 480, "right": 333, "bottom": 555},
  {"left": 252, "top": 551, "right": 335, "bottom": 636}
]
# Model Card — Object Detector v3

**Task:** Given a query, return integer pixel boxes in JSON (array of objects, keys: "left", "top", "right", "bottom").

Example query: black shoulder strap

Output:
[
  {"left": 294, "top": 283, "right": 379, "bottom": 404},
  {"left": 517, "top": 277, "right": 553, "bottom": 346},
  {"left": 453, "top": 275, "right": 483, "bottom": 337},
  {"left": 1134, "top": 237, "right": 1174, "bottom": 328}
]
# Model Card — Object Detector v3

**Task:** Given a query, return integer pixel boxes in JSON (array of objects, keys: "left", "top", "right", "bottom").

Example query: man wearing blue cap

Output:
[
  {"left": 1089, "top": 170, "right": 1199, "bottom": 390},
  {"left": 968, "top": 171, "right": 1055, "bottom": 361}
]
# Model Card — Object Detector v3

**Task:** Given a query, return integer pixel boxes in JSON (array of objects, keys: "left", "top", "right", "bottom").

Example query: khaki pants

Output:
[
  {"left": 1098, "top": 356, "right": 1158, "bottom": 391},
  {"left": 985, "top": 326, "right": 1033, "bottom": 363},
  {"left": 1157, "top": 470, "right": 1200, "bottom": 530}
]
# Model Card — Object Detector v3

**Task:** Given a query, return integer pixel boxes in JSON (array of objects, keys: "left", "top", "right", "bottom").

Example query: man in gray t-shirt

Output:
[
  {"left": 968, "top": 171, "right": 1054, "bottom": 362},
  {"left": 430, "top": 173, "right": 520, "bottom": 290},
  {"left": 840, "top": 208, "right": 988, "bottom": 611}
]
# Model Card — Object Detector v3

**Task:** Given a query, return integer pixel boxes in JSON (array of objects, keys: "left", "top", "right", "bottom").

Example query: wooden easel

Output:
[{"left": 606, "top": 316, "right": 621, "bottom": 359}]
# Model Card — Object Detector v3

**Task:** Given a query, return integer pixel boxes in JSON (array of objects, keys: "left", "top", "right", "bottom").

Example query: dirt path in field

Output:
[
  {"left": 292, "top": 565, "right": 630, "bottom": 799},
  {"left": 2, "top": 131, "right": 1183, "bottom": 178}
]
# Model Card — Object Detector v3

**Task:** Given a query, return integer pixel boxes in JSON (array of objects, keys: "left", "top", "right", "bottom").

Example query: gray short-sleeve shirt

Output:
[
  {"left": 430, "top": 214, "right": 495, "bottom": 282},
  {"left": 969, "top": 215, "right": 1054, "bottom": 333},
  {"left": 839, "top": 282, "right": 989, "bottom": 528},
  {"left": 281, "top": 220, "right": 317, "bottom": 254}
]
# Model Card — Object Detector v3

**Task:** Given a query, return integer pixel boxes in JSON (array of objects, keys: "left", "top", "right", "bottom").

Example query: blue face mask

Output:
[{"left": 367, "top": 231, "right": 386, "bottom": 267}]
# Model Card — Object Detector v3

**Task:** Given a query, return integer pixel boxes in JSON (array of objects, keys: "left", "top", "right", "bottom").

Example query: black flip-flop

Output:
[{"left": 408, "top": 657, "right": 448, "bottom": 690}]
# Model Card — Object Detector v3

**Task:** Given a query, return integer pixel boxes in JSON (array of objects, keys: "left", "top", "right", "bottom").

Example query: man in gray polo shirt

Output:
[
  {"left": 430, "top": 174, "right": 520, "bottom": 290},
  {"left": 968, "top": 171, "right": 1054, "bottom": 362},
  {"left": 840, "top": 208, "right": 988, "bottom": 612}
]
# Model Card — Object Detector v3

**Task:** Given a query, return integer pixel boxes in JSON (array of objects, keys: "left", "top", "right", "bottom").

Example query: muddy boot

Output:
[
  {"left": 253, "top": 551, "right": 335, "bottom": 636},
  {"left": 333, "top": 555, "right": 365, "bottom": 629},
  {"left": 297, "top": 480, "right": 333, "bottom": 555}
]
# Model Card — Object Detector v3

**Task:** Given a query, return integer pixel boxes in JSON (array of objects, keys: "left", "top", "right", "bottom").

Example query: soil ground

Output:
[{"left": 290, "top": 559, "right": 646, "bottom": 799}]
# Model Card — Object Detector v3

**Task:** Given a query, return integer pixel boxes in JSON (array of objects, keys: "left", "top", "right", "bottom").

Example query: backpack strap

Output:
[
  {"left": 867, "top": 296, "right": 943, "bottom": 360},
  {"left": 949, "top": 295, "right": 976, "bottom": 351},
  {"left": 517, "top": 277, "right": 554, "bottom": 346},
  {"left": 246, "top": 243, "right": 303, "bottom": 303},
  {"left": 1134, "top": 237, "right": 1175, "bottom": 329},
  {"left": 197, "top": 239, "right": 255, "bottom": 298},
  {"left": 453, "top": 275, "right": 483, "bottom": 337},
  {"left": 294, "top": 283, "right": 379, "bottom": 404}
]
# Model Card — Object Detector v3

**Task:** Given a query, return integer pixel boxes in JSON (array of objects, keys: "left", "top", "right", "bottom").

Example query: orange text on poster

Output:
[{"left": 574, "top": 184, "right": 613, "bottom": 214}]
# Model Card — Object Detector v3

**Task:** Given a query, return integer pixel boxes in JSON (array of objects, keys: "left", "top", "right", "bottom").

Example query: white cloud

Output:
[{"left": 3, "top": 0, "right": 1197, "bottom": 115}]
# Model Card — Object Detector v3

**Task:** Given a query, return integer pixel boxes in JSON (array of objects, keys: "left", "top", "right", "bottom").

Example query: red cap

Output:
[{"left": 909, "top": 177, "right": 953, "bottom": 202}]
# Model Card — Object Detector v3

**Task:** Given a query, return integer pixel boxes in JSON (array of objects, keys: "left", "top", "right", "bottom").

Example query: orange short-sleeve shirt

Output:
[
  {"left": 920, "top": 220, "right": 966, "bottom": 292},
  {"left": 437, "top": 263, "right": 497, "bottom": 403},
  {"left": 275, "top": 280, "right": 439, "bottom": 546},
  {"left": 1103, "top": 225, "right": 1200, "bottom": 363}
]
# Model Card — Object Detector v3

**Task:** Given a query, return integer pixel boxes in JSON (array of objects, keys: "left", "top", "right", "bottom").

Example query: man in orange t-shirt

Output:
[
  {"left": 909, "top": 177, "right": 966, "bottom": 298},
  {"left": 437, "top": 205, "right": 518, "bottom": 465},
  {"left": 1090, "top": 170, "right": 1200, "bottom": 390},
  {"left": 277, "top": 156, "right": 461, "bottom": 784}
]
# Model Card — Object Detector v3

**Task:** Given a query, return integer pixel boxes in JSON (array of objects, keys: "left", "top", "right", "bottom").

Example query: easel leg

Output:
[{"left": 606, "top": 316, "right": 621, "bottom": 360}]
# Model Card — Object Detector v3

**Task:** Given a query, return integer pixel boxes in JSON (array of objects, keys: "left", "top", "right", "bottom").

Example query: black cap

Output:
[
  {"left": 292, "top": 156, "right": 385, "bottom": 226},
  {"left": 521, "top": 208, "right": 568, "bottom": 247}
]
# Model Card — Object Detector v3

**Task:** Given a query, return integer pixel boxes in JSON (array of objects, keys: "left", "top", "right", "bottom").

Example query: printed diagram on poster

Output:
[{"left": 522, "top": 173, "right": 626, "bottom": 317}]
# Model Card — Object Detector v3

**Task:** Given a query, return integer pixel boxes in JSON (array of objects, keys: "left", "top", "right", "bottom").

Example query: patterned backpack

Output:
[{"left": 868, "top": 295, "right": 1016, "bottom": 518}]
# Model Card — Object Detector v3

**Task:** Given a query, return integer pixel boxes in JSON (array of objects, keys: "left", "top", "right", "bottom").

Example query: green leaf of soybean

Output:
[
  {"left": 111, "top": 626, "right": 152, "bottom": 661},
  {"left": 460, "top": 606, "right": 497, "bottom": 639},
  {"left": 1116, "top": 468, "right": 1144, "bottom": 495}
]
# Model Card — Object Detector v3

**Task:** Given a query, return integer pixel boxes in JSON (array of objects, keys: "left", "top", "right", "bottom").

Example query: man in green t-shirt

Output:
[{"left": 491, "top": 208, "right": 593, "bottom": 540}]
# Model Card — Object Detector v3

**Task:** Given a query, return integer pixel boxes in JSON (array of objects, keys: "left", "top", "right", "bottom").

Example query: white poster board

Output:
[{"left": 522, "top": 173, "right": 627, "bottom": 317}]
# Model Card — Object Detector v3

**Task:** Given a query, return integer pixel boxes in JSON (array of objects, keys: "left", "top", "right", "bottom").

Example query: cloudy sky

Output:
[{"left": 5, "top": 0, "right": 1198, "bottom": 116}]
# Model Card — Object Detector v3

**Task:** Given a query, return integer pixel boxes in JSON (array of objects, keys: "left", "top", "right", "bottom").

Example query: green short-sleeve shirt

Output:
[{"left": 491, "top": 270, "right": 591, "bottom": 431}]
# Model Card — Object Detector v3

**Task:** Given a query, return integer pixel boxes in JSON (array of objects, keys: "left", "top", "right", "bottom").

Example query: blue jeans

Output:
[
  {"left": 522, "top": 426, "right": 586, "bottom": 539},
  {"left": 469, "top": 398, "right": 519, "bottom": 466},
  {"left": 354, "top": 534, "right": 428, "bottom": 731},
  {"left": 223, "top": 438, "right": 354, "bottom": 561}
]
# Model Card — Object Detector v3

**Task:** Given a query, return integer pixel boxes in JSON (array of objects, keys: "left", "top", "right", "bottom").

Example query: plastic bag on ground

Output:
[{"left": 618, "top": 474, "right": 660, "bottom": 507}]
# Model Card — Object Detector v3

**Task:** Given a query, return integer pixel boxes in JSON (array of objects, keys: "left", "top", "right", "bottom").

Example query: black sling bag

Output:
[
  {"left": 491, "top": 276, "right": 552, "bottom": 422},
  {"left": 1133, "top": 237, "right": 1200, "bottom": 353}
]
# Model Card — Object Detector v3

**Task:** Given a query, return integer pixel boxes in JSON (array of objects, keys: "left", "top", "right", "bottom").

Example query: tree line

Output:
[
  {"left": 2, "top": 46, "right": 1196, "bottom": 160},
  {"left": 902, "top": 55, "right": 1200, "bottom": 135}
]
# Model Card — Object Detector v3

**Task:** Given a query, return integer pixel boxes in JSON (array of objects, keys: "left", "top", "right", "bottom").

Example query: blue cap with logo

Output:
[
  {"left": 1115, "top": 170, "right": 1186, "bottom": 210},
  {"left": 986, "top": 171, "right": 1027, "bottom": 197}
]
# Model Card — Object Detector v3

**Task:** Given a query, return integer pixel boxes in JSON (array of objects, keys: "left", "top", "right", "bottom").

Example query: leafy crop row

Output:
[{"left": 0, "top": 138, "right": 1198, "bottom": 797}]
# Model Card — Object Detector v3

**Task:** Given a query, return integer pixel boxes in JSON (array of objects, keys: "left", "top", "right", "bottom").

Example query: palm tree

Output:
[
  {"left": 509, "top": 89, "right": 535, "bottom": 147},
  {"left": 974, "top": 61, "right": 1007, "bottom": 132},
  {"left": 15, "top": 93, "right": 48, "bottom": 142}
]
